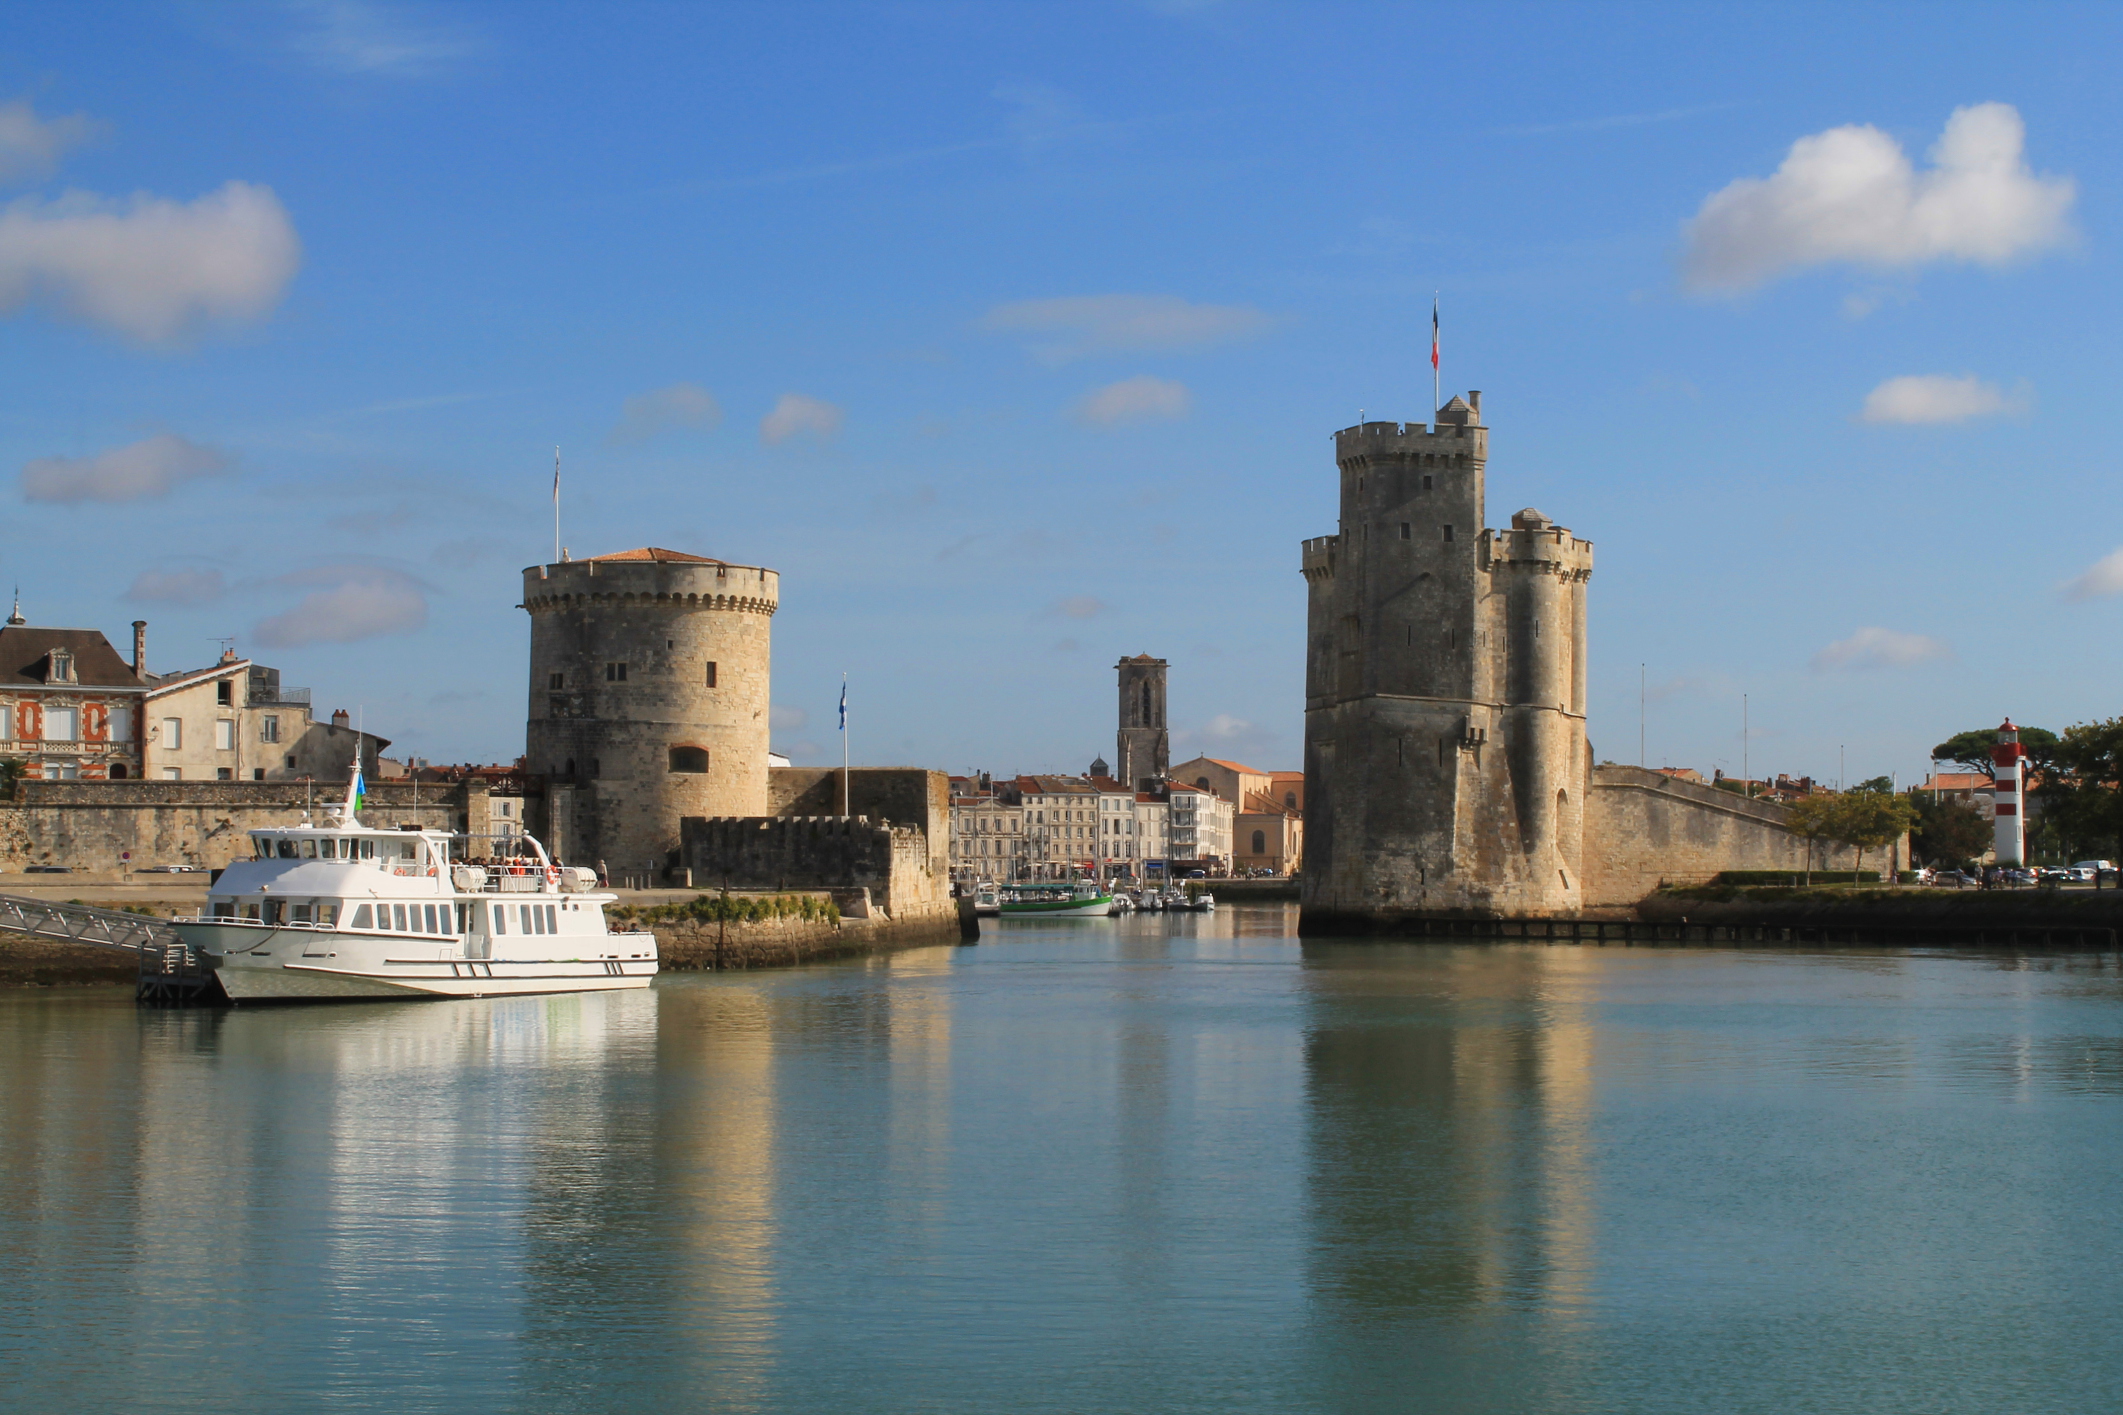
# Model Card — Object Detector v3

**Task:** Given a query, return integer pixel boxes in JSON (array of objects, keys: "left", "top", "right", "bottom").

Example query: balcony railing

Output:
[{"left": 248, "top": 686, "right": 312, "bottom": 708}]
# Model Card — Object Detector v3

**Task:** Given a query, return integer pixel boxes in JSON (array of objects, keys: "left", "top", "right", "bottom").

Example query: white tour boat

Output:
[{"left": 174, "top": 771, "right": 657, "bottom": 1001}]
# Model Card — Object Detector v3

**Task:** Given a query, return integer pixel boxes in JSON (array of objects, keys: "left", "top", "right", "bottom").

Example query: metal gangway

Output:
[{"left": 0, "top": 894, "right": 221, "bottom": 1004}]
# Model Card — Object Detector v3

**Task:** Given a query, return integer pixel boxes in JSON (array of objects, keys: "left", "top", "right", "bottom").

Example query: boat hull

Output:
[
  {"left": 175, "top": 920, "right": 658, "bottom": 1002},
  {"left": 997, "top": 898, "right": 1113, "bottom": 918}
]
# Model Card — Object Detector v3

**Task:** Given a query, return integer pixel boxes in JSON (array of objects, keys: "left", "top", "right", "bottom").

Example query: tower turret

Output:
[
  {"left": 522, "top": 547, "right": 778, "bottom": 876},
  {"left": 1300, "top": 394, "right": 1592, "bottom": 925}
]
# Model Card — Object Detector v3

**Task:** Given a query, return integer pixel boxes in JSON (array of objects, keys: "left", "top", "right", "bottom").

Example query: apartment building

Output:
[
  {"left": 948, "top": 772, "right": 1027, "bottom": 882},
  {"left": 143, "top": 653, "right": 388, "bottom": 782},
  {"left": 1165, "top": 781, "right": 1233, "bottom": 869}
]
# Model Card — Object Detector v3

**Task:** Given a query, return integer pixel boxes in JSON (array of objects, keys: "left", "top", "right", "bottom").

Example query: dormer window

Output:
[{"left": 47, "top": 650, "right": 75, "bottom": 684}]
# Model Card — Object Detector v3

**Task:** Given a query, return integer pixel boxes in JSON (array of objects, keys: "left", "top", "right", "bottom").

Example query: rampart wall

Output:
[
  {"left": 767, "top": 767, "right": 950, "bottom": 878},
  {"left": 1582, "top": 765, "right": 1811, "bottom": 907},
  {"left": 679, "top": 814, "right": 951, "bottom": 925},
  {"left": 0, "top": 780, "right": 484, "bottom": 871}
]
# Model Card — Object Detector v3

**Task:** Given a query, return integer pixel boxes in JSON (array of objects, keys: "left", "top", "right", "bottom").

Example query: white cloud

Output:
[
  {"left": 1811, "top": 627, "right": 1952, "bottom": 672},
  {"left": 0, "top": 181, "right": 302, "bottom": 343},
  {"left": 21, "top": 433, "right": 231, "bottom": 504},
  {"left": 1055, "top": 595, "right": 1106, "bottom": 619},
  {"left": 0, "top": 98, "right": 97, "bottom": 185},
  {"left": 760, "top": 393, "right": 843, "bottom": 445},
  {"left": 127, "top": 568, "right": 227, "bottom": 605},
  {"left": 254, "top": 565, "right": 428, "bottom": 648},
  {"left": 981, "top": 294, "right": 1271, "bottom": 362},
  {"left": 1682, "top": 103, "right": 2074, "bottom": 291},
  {"left": 1858, "top": 373, "right": 2025, "bottom": 425},
  {"left": 1076, "top": 375, "right": 1192, "bottom": 427},
  {"left": 285, "top": 1, "right": 478, "bottom": 76},
  {"left": 2059, "top": 548, "right": 2123, "bottom": 603},
  {"left": 608, "top": 382, "right": 721, "bottom": 444}
]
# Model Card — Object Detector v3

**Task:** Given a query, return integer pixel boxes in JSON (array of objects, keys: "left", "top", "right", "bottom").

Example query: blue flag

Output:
[{"left": 839, "top": 680, "right": 847, "bottom": 731}]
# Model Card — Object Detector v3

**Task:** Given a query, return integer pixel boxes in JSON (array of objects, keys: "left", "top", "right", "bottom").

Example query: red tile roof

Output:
[{"left": 585, "top": 547, "right": 724, "bottom": 564}]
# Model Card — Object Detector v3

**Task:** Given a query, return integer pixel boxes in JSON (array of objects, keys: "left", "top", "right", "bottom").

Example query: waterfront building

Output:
[
  {"left": 1165, "top": 781, "right": 1232, "bottom": 870},
  {"left": 142, "top": 651, "right": 387, "bottom": 782},
  {"left": 0, "top": 602, "right": 146, "bottom": 780},
  {"left": 1173, "top": 755, "right": 1272, "bottom": 814},
  {"left": 948, "top": 772, "right": 1026, "bottom": 882},
  {"left": 1016, "top": 775, "right": 1100, "bottom": 879}
]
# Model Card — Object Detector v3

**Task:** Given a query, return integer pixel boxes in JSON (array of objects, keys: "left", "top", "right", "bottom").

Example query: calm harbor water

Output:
[{"left": 6, "top": 903, "right": 2123, "bottom": 1413}]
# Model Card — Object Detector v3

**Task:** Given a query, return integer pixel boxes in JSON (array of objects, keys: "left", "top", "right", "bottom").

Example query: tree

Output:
[
  {"left": 1783, "top": 795, "right": 1838, "bottom": 884},
  {"left": 2048, "top": 718, "right": 2123, "bottom": 867},
  {"left": 1932, "top": 726, "right": 2060, "bottom": 781},
  {"left": 1910, "top": 795, "right": 1989, "bottom": 868},
  {"left": 0, "top": 757, "right": 22, "bottom": 797},
  {"left": 1827, "top": 788, "right": 1918, "bottom": 882}
]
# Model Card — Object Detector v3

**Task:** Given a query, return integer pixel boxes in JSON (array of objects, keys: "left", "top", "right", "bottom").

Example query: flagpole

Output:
[
  {"left": 839, "top": 673, "right": 850, "bottom": 816},
  {"left": 553, "top": 446, "right": 561, "bottom": 563}
]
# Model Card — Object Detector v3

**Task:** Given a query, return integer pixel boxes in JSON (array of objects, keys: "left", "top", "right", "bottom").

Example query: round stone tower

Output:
[{"left": 521, "top": 547, "right": 778, "bottom": 877}]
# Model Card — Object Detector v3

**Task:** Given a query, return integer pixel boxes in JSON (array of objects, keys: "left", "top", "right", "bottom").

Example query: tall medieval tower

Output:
[
  {"left": 522, "top": 547, "right": 778, "bottom": 876},
  {"left": 1299, "top": 393, "right": 1593, "bottom": 924},
  {"left": 1115, "top": 654, "right": 1169, "bottom": 792}
]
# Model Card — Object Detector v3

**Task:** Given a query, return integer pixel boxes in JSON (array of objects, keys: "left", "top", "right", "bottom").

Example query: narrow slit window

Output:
[
  {"left": 705, "top": 661, "right": 717, "bottom": 688},
  {"left": 549, "top": 672, "right": 564, "bottom": 689},
  {"left": 605, "top": 662, "right": 627, "bottom": 682},
  {"left": 1399, "top": 522, "right": 1410, "bottom": 540},
  {"left": 1443, "top": 524, "right": 1454, "bottom": 542},
  {"left": 1422, "top": 474, "right": 1433, "bottom": 490}
]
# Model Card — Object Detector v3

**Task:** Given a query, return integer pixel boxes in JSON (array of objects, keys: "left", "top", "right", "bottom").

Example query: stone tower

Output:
[
  {"left": 522, "top": 547, "right": 778, "bottom": 875},
  {"left": 1299, "top": 393, "right": 1592, "bottom": 925},
  {"left": 1115, "top": 654, "right": 1169, "bottom": 792}
]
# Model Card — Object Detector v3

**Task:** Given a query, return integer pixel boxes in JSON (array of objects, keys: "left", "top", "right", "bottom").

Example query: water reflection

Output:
[{"left": 8, "top": 924, "right": 2123, "bottom": 1414}]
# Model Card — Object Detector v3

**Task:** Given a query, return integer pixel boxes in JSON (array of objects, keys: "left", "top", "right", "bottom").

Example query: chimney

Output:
[
  {"left": 1468, "top": 390, "right": 1482, "bottom": 422},
  {"left": 131, "top": 620, "right": 147, "bottom": 677},
  {"left": 332, "top": 708, "right": 350, "bottom": 729}
]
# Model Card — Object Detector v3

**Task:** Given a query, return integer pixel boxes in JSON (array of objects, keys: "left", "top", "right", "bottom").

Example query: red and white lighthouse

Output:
[{"left": 1991, "top": 718, "right": 2027, "bottom": 867}]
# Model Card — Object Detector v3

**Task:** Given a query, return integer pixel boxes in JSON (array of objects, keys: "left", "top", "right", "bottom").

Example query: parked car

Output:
[
  {"left": 2072, "top": 860, "right": 2117, "bottom": 874},
  {"left": 1184, "top": 869, "right": 1207, "bottom": 879},
  {"left": 2066, "top": 866, "right": 2098, "bottom": 883},
  {"left": 23, "top": 864, "right": 70, "bottom": 874},
  {"left": 1932, "top": 870, "right": 1976, "bottom": 888}
]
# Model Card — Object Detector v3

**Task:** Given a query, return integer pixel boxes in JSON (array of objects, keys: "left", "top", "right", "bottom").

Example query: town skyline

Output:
[{"left": 3, "top": 4, "right": 2119, "bottom": 791}]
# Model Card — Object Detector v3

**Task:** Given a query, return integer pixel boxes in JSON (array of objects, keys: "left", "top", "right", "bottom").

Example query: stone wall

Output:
[
  {"left": 767, "top": 767, "right": 950, "bottom": 880},
  {"left": 679, "top": 813, "right": 951, "bottom": 923},
  {"left": 646, "top": 909, "right": 961, "bottom": 970},
  {"left": 1582, "top": 765, "right": 1811, "bottom": 907},
  {"left": 0, "top": 779, "right": 481, "bottom": 871}
]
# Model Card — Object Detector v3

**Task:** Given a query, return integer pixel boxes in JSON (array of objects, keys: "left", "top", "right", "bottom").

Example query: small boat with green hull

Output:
[{"left": 997, "top": 881, "right": 1113, "bottom": 918}]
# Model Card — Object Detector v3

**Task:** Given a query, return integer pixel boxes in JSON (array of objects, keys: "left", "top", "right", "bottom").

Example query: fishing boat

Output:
[
  {"left": 173, "top": 765, "right": 657, "bottom": 1001},
  {"left": 971, "top": 880, "right": 1001, "bottom": 917},
  {"left": 997, "top": 880, "right": 1114, "bottom": 918}
]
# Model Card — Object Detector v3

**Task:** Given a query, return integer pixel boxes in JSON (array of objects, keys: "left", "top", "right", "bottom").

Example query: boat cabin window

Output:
[
  {"left": 291, "top": 903, "right": 312, "bottom": 923},
  {"left": 491, "top": 903, "right": 506, "bottom": 935},
  {"left": 301, "top": 840, "right": 317, "bottom": 859},
  {"left": 213, "top": 901, "right": 234, "bottom": 919},
  {"left": 352, "top": 904, "right": 372, "bottom": 928},
  {"left": 277, "top": 839, "right": 297, "bottom": 858}
]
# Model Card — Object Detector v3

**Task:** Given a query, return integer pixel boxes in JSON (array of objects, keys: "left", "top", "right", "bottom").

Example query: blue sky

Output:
[{"left": 3, "top": 2, "right": 2119, "bottom": 785}]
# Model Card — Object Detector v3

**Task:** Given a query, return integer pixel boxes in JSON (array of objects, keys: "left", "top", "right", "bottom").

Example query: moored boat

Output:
[
  {"left": 997, "top": 881, "right": 1114, "bottom": 918},
  {"left": 173, "top": 766, "right": 656, "bottom": 1001}
]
